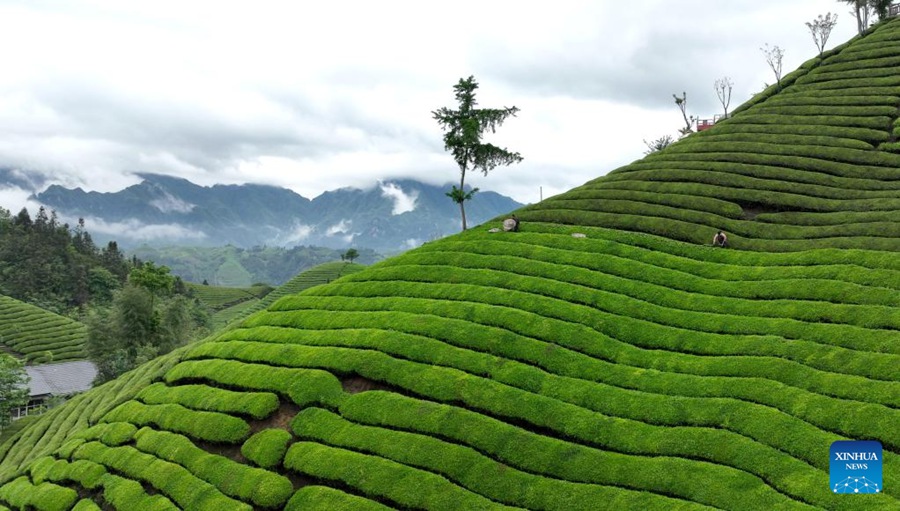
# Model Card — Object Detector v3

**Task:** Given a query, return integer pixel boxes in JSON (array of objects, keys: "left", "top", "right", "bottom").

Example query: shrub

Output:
[
  {"left": 101, "top": 401, "right": 250, "bottom": 444},
  {"left": 241, "top": 428, "right": 293, "bottom": 469},
  {"left": 134, "top": 427, "right": 293, "bottom": 508},
  {"left": 137, "top": 382, "right": 280, "bottom": 420},
  {"left": 285, "top": 486, "right": 393, "bottom": 511}
]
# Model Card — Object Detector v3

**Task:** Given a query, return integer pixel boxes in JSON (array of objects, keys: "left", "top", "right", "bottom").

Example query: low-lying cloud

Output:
[
  {"left": 380, "top": 182, "right": 418, "bottom": 215},
  {"left": 81, "top": 217, "right": 206, "bottom": 243}
]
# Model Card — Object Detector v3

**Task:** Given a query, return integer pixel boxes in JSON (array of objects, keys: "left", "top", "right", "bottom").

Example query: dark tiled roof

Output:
[{"left": 24, "top": 361, "right": 97, "bottom": 397}]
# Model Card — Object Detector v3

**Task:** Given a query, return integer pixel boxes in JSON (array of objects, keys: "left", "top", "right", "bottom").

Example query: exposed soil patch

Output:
[
  {"left": 251, "top": 401, "right": 300, "bottom": 434},
  {"left": 198, "top": 439, "right": 244, "bottom": 463},
  {"left": 341, "top": 375, "right": 393, "bottom": 394}
]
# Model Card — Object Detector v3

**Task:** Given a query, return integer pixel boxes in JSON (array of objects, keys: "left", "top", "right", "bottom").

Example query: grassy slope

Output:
[
  {"left": 0, "top": 19, "right": 899, "bottom": 511},
  {"left": 0, "top": 295, "right": 87, "bottom": 364}
]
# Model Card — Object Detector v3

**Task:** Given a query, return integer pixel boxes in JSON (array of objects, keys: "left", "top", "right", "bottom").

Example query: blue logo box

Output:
[{"left": 830, "top": 440, "right": 882, "bottom": 494}]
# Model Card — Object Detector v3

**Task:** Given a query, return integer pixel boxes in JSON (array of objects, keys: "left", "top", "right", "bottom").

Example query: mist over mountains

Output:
[{"left": 7, "top": 172, "right": 522, "bottom": 253}]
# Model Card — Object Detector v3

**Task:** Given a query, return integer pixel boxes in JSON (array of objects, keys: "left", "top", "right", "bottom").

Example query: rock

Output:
[
  {"left": 488, "top": 228, "right": 501, "bottom": 233},
  {"left": 572, "top": 233, "right": 587, "bottom": 238}
]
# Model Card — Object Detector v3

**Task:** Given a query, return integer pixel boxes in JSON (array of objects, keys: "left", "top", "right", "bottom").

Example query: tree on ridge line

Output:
[{"left": 433, "top": 76, "right": 523, "bottom": 231}]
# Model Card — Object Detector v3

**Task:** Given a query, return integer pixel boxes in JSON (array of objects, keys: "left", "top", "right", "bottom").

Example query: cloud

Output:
[
  {"left": 80, "top": 217, "right": 206, "bottom": 242},
  {"left": 0, "top": 0, "right": 861, "bottom": 206},
  {"left": 326, "top": 219, "right": 352, "bottom": 236},
  {"left": 277, "top": 223, "right": 313, "bottom": 246},
  {"left": 380, "top": 182, "right": 418, "bottom": 215},
  {"left": 149, "top": 192, "right": 195, "bottom": 214}
]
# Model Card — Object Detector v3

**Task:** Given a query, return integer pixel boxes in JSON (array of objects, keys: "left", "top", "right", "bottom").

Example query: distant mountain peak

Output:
[{"left": 30, "top": 175, "right": 522, "bottom": 252}]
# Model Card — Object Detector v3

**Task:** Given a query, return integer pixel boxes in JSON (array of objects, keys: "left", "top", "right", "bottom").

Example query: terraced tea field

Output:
[
  {"left": 187, "top": 283, "right": 272, "bottom": 311},
  {"left": 0, "top": 14, "right": 899, "bottom": 511},
  {"left": 202, "top": 263, "right": 363, "bottom": 330},
  {"left": 0, "top": 295, "right": 86, "bottom": 364}
]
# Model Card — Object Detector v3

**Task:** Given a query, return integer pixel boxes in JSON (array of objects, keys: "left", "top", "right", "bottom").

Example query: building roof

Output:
[{"left": 24, "top": 361, "right": 97, "bottom": 398}]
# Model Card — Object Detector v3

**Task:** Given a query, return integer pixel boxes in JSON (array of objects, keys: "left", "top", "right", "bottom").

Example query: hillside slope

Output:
[
  {"left": 0, "top": 17, "right": 899, "bottom": 511},
  {"left": 0, "top": 295, "right": 86, "bottom": 364}
]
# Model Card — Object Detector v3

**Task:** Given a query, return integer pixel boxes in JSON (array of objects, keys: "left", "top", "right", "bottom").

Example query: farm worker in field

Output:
[
  {"left": 713, "top": 230, "right": 728, "bottom": 247},
  {"left": 502, "top": 214, "right": 520, "bottom": 232}
]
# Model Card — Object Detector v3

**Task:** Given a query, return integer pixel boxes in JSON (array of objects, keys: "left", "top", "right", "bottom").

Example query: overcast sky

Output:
[{"left": 0, "top": 0, "right": 859, "bottom": 208}]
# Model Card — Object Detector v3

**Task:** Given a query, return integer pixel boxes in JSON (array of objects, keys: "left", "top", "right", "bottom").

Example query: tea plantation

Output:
[
  {"left": 0, "top": 295, "right": 86, "bottom": 364},
  {"left": 0, "top": 17, "right": 899, "bottom": 511}
]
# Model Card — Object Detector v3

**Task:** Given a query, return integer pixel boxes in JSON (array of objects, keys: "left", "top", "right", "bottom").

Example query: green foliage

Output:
[
  {"left": 134, "top": 427, "right": 293, "bottom": 508},
  {"left": 128, "top": 261, "right": 175, "bottom": 297},
  {"left": 285, "top": 486, "right": 393, "bottom": 511},
  {"left": 433, "top": 75, "right": 523, "bottom": 230},
  {"left": 102, "top": 401, "right": 250, "bottom": 443},
  {"left": 0, "top": 207, "right": 128, "bottom": 311},
  {"left": 72, "top": 441, "right": 250, "bottom": 511},
  {"left": 0, "top": 355, "right": 28, "bottom": 430},
  {"left": 85, "top": 284, "right": 208, "bottom": 383},
  {"left": 0, "top": 476, "right": 77, "bottom": 511},
  {"left": 285, "top": 441, "right": 520, "bottom": 510},
  {"left": 137, "top": 382, "right": 279, "bottom": 420},
  {"left": 341, "top": 248, "right": 359, "bottom": 263},
  {"left": 241, "top": 428, "right": 292, "bottom": 469}
]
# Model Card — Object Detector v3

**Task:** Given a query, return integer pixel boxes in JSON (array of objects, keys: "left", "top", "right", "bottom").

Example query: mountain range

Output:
[{"left": 16, "top": 173, "right": 522, "bottom": 253}]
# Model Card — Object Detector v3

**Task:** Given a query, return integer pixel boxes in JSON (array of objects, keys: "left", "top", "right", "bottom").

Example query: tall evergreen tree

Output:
[{"left": 433, "top": 76, "right": 523, "bottom": 231}]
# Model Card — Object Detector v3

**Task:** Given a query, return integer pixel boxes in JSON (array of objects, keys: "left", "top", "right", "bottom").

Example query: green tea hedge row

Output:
[
  {"left": 214, "top": 342, "right": 834, "bottom": 505},
  {"left": 693, "top": 119, "right": 890, "bottom": 144},
  {"left": 214, "top": 319, "right": 900, "bottom": 461},
  {"left": 638, "top": 149, "right": 900, "bottom": 182},
  {"left": 739, "top": 103, "right": 898, "bottom": 116},
  {"left": 229, "top": 317, "right": 900, "bottom": 436},
  {"left": 72, "top": 499, "right": 101, "bottom": 511},
  {"left": 285, "top": 441, "right": 522, "bottom": 511},
  {"left": 102, "top": 401, "right": 250, "bottom": 444},
  {"left": 518, "top": 207, "right": 900, "bottom": 251},
  {"left": 418, "top": 236, "right": 899, "bottom": 306},
  {"left": 292, "top": 407, "right": 743, "bottom": 510},
  {"left": 29, "top": 457, "right": 106, "bottom": 490},
  {"left": 285, "top": 485, "right": 393, "bottom": 511},
  {"left": 759, "top": 93, "right": 899, "bottom": 107},
  {"left": 258, "top": 291, "right": 900, "bottom": 384},
  {"left": 542, "top": 188, "right": 743, "bottom": 218},
  {"left": 337, "top": 391, "right": 894, "bottom": 511},
  {"left": 371, "top": 253, "right": 900, "bottom": 331},
  {"left": 724, "top": 111, "right": 892, "bottom": 130},
  {"left": 656, "top": 139, "right": 900, "bottom": 170},
  {"left": 163, "top": 358, "right": 344, "bottom": 408},
  {"left": 417, "top": 237, "right": 900, "bottom": 305},
  {"left": 74, "top": 422, "right": 137, "bottom": 446},
  {"left": 511, "top": 223, "right": 900, "bottom": 274},
  {"left": 99, "top": 473, "right": 178, "bottom": 511},
  {"left": 0, "top": 476, "right": 77, "bottom": 511},
  {"left": 137, "top": 382, "right": 280, "bottom": 420},
  {"left": 798, "top": 66, "right": 900, "bottom": 84},
  {"left": 793, "top": 74, "right": 900, "bottom": 91},
  {"left": 755, "top": 209, "right": 900, "bottom": 226},
  {"left": 72, "top": 440, "right": 251, "bottom": 511},
  {"left": 613, "top": 160, "right": 900, "bottom": 194},
  {"left": 818, "top": 47, "right": 900, "bottom": 64},
  {"left": 242, "top": 429, "right": 293, "bottom": 469},
  {"left": 529, "top": 199, "right": 900, "bottom": 242},
  {"left": 583, "top": 179, "right": 896, "bottom": 214},
  {"left": 686, "top": 131, "right": 874, "bottom": 150},
  {"left": 133, "top": 427, "right": 294, "bottom": 508}
]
